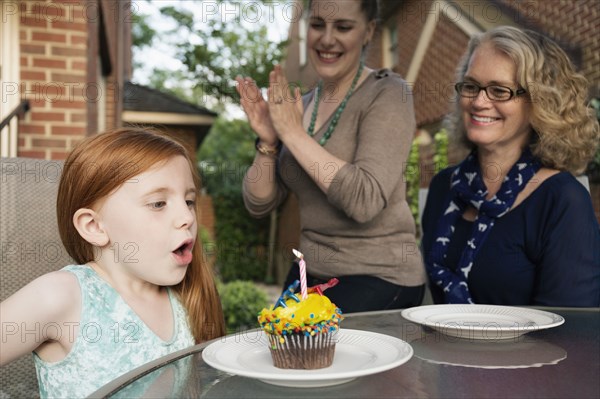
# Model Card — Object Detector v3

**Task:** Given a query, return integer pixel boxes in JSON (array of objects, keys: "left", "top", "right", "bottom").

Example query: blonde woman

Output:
[{"left": 421, "top": 26, "right": 600, "bottom": 306}]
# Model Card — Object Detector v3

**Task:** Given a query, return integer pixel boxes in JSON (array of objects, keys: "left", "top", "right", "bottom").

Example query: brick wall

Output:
[
  {"left": 374, "top": 1, "right": 470, "bottom": 126},
  {"left": 18, "top": 0, "right": 90, "bottom": 160},
  {"left": 496, "top": 0, "right": 599, "bottom": 94},
  {"left": 395, "top": 0, "right": 431, "bottom": 78},
  {"left": 413, "top": 15, "right": 469, "bottom": 126}
]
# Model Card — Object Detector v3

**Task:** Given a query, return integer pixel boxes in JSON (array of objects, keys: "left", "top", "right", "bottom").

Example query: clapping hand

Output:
[
  {"left": 267, "top": 65, "right": 304, "bottom": 142},
  {"left": 235, "top": 76, "right": 278, "bottom": 146}
]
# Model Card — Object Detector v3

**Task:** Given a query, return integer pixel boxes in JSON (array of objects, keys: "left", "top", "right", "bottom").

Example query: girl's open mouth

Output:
[{"left": 172, "top": 240, "right": 194, "bottom": 265}]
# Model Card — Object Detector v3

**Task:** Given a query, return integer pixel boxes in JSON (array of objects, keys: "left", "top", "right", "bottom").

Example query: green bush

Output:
[
  {"left": 198, "top": 117, "right": 271, "bottom": 282},
  {"left": 433, "top": 128, "right": 449, "bottom": 171},
  {"left": 211, "top": 192, "right": 270, "bottom": 282},
  {"left": 406, "top": 129, "right": 449, "bottom": 238},
  {"left": 406, "top": 138, "right": 420, "bottom": 232},
  {"left": 218, "top": 280, "right": 269, "bottom": 333}
]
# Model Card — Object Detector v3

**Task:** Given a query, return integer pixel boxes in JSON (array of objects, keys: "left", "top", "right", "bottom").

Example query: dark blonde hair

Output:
[
  {"left": 57, "top": 128, "right": 225, "bottom": 343},
  {"left": 449, "top": 26, "right": 599, "bottom": 173}
]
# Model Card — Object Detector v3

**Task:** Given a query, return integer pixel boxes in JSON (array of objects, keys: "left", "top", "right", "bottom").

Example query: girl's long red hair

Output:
[{"left": 57, "top": 128, "right": 225, "bottom": 342}]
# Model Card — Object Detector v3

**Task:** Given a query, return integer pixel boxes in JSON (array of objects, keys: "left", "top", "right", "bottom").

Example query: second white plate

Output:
[
  {"left": 401, "top": 304, "right": 565, "bottom": 340},
  {"left": 202, "top": 329, "right": 413, "bottom": 388}
]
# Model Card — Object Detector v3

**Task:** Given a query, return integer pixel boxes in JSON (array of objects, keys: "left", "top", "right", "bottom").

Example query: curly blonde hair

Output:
[{"left": 448, "top": 26, "right": 599, "bottom": 174}]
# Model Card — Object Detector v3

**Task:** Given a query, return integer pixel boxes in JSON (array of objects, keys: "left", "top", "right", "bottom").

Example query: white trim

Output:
[
  {"left": 1, "top": 3, "right": 21, "bottom": 157},
  {"left": 97, "top": 59, "right": 106, "bottom": 133},
  {"left": 382, "top": 26, "right": 392, "bottom": 69},
  {"left": 122, "top": 111, "right": 215, "bottom": 125},
  {"left": 443, "top": 1, "right": 481, "bottom": 37}
]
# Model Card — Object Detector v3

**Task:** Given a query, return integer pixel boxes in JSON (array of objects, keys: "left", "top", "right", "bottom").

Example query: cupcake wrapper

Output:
[{"left": 266, "top": 330, "right": 338, "bottom": 369}]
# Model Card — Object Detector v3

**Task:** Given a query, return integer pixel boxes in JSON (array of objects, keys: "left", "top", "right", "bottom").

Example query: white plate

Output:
[
  {"left": 401, "top": 305, "right": 564, "bottom": 340},
  {"left": 202, "top": 329, "right": 413, "bottom": 388}
]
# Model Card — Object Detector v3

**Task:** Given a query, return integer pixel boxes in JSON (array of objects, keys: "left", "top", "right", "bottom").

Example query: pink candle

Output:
[{"left": 293, "top": 249, "right": 308, "bottom": 300}]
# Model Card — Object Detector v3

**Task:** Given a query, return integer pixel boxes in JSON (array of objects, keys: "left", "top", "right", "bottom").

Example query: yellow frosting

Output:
[{"left": 258, "top": 293, "right": 342, "bottom": 336}]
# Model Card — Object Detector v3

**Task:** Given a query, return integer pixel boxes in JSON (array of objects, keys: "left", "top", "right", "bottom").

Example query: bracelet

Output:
[{"left": 255, "top": 138, "right": 281, "bottom": 157}]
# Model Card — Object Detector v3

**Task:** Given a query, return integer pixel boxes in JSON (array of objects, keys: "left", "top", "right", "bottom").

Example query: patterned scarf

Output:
[{"left": 426, "top": 149, "right": 540, "bottom": 303}]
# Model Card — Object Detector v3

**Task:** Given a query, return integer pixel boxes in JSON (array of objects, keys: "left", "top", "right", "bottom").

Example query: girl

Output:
[{"left": 0, "top": 128, "right": 225, "bottom": 397}]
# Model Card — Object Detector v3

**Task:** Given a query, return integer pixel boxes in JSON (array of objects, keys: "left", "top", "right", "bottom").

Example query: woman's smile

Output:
[
  {"left": 316, "top": 50, "right": 343, "bottom": 62},
  {"left": 469, "top": 114, "right": 501, "bottom": 125}
]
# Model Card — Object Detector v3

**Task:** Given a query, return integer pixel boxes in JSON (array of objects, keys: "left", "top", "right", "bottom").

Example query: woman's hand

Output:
[
  {"left": 267, "top": 65, "right": 305, "bottom": 142},
  {"left": 235, "top": 76, "right": 278, "bottom": 146}
]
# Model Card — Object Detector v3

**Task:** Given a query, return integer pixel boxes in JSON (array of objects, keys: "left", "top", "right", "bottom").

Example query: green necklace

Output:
[{"left": 307, "top": 61, "right": 365, "bottom": 146}]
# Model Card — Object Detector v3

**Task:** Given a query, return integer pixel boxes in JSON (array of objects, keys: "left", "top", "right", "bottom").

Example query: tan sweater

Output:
[{"left": 243, "top": 69, "right": 426, "bottom": 286}]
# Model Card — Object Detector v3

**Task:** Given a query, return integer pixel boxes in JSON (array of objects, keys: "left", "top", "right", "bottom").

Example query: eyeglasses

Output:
[{"left": 455, "top": 82, "right": 527, "bottom": 102}]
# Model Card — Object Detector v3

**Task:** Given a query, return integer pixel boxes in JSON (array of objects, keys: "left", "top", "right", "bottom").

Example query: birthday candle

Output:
[{"left": 292, "top": 249, "right": 308, "bottom": 300}]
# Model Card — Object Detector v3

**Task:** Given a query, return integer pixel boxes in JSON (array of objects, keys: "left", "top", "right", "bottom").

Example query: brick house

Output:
[
  {"left": 1, "top": 0, "right": 217, "bottom": 156},
  {"left": 287, "top": 0, "right": 598, "bottom": 138},
  {"left": 0, "top": 0, "right": 217, "bottom": 234},
  {"left": 274, "top": 0, "right": 599, "bottom": 281}
]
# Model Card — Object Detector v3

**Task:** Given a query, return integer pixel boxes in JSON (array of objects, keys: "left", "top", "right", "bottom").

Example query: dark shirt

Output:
[{"left": 421, "top": 167, "right": 600, "bottom": 307}]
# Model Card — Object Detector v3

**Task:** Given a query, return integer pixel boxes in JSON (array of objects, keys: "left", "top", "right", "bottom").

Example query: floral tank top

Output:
[{"left": 33, "top": 265, "right": 195, "bottom": 399}]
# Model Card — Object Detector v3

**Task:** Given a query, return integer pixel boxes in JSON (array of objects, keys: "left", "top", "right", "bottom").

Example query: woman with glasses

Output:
[
  {"left": 421, "top": 26, "right": 600, "bottom": 306},
  {"left": 235, "top": 0, "right": 426, "bottom": 312}
]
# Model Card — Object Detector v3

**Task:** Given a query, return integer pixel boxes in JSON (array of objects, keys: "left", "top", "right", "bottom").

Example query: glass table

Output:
[{"left": 88, "top": 307, "right": 600, "bottom": 398}]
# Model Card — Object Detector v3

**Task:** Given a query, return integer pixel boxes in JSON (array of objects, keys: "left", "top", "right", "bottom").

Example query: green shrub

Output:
[
  {"left": 218, "top": 280, "right": 269, "bottom": 333},
  {"left": 406, "top": 138, "right": 420, "bottom": 232},
  {"left": 406, "top": 129, "right": 449, "bottom": 238},
  {"left": 211, "top": 192, "right": 270, "bottom": 281},
  {"left": 433, "top": 128, "right": 449, "bottom": 171},
  {"left": 198, "top": 117, "right": 271, "bottom": 282}
]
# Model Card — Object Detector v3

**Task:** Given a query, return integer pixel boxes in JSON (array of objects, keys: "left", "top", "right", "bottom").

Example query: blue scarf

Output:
[{"left": 426, "top": 149, "right": 540, "bottom": 303}]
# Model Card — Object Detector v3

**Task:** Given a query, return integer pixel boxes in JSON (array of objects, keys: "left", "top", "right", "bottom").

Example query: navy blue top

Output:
[{"left": 421, "top": 167, "right": 600, "bottom": 307}]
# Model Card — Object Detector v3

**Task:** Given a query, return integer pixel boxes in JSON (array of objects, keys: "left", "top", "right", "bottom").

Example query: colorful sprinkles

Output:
[{"left": 258, "top": 293, "right": 343, "bottom": 337}]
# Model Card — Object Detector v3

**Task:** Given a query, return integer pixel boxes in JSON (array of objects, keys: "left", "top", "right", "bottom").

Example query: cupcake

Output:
[{"left": 257, "top": 278, "right": 343, "bottom": 369}]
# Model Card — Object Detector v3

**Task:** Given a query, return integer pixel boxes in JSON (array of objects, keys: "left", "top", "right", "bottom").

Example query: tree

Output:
[
  {"left": 133, "top": 1, "right": 289, "bottom": 110},
  {"left": 199, "top": 117, "right": 271, "bottom": 282}
]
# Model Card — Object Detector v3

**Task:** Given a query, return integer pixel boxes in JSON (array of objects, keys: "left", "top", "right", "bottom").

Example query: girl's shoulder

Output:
[
  {"left": 3, "top": 268, "right": 82, "bottom": 339},
  {"left": 29, "top": 269, "right": 81, "bottom": 314},
  {"left": 25, "top": 268, "right": 79, "bottom": 296}
]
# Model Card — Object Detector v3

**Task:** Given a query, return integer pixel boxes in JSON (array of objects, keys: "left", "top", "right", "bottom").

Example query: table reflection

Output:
[{"left": 410, "top": 333, "right": 567, "bottom": 369}]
